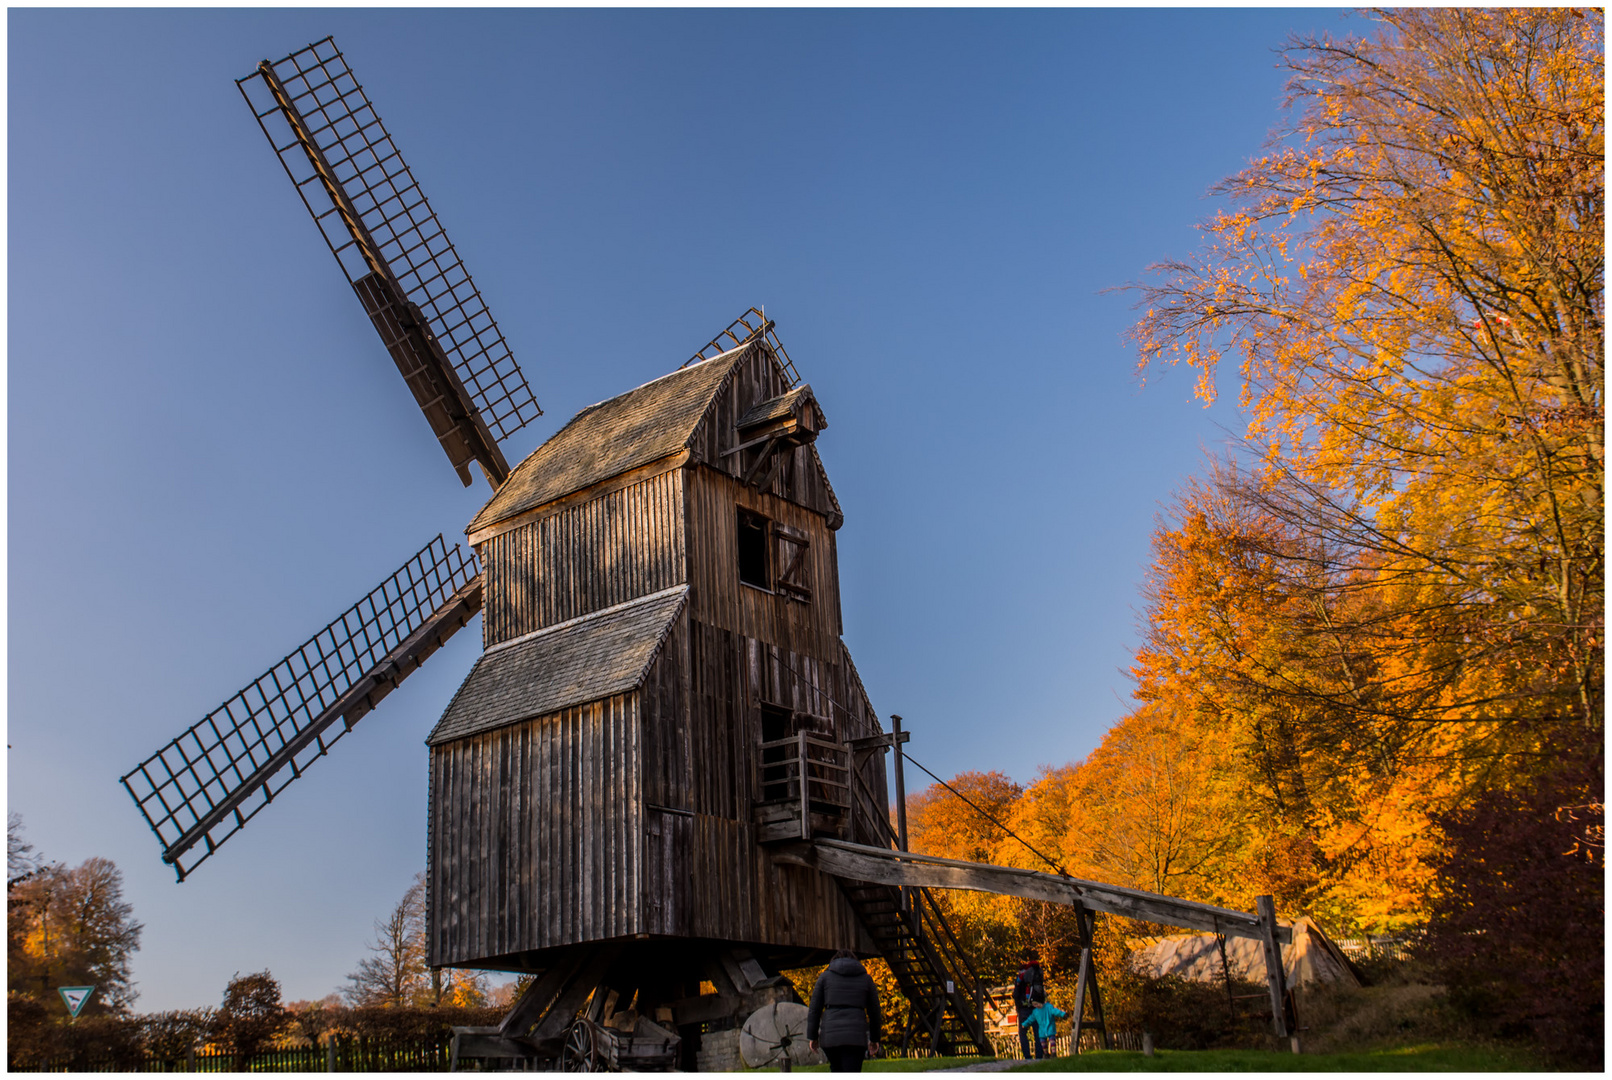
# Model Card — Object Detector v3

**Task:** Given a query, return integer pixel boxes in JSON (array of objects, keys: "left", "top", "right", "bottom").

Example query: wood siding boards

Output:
[
  {"left": 632, "top": 616, "right": 872, "bottom": 954},
  {"left": 480, "top": 471, "right": 687, "bottom": 647},
  {"left": 685, "top": 467, "right": 842, "bottom": 662},
  {"left": 428, "top": 694, "right": 643, "bottom": 968},
  {"left": 683, "top": 350, "right": 842, "bottom": 525}
]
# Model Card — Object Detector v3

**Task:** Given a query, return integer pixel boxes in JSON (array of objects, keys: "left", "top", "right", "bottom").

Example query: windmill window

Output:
[{"left": 737, "top": 509, "right": 770, "bottom": 588}]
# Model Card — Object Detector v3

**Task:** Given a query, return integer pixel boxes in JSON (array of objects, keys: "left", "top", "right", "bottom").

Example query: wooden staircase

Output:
[
  {"left": 840, "top": 755, "right": 991, "bottom": 1056},
  {"left": 753, "top": 732, "right": 992, "bottom": 1056},
  {"left": 838, "top": 880, "right": 989, "bottom": 1055}
]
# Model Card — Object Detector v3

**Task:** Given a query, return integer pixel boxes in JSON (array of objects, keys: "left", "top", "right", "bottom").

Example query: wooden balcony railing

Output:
[{"left": 754, "top": 732, "right": 851, "bottom": 842}]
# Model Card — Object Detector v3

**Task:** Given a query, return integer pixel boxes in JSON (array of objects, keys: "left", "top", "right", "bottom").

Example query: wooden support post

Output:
[
  {"left": 1070, "top": 938, "right": 1091, "bottom": 1054},
  {"left": 891, "top": 715, "right": 909, "bottom": 912},
  {"left": 798, "top": 729, "right": 811, "bottom": 840},
  {"left": 1068, "top": 905, "right": 1108, "bottom": 1054},
  {"left": 1085, "top": 909, "right": 1110, "bottom": 1050},
  {"left": 1255, "top": 896, "right": 1291, "bottom": 1041}
]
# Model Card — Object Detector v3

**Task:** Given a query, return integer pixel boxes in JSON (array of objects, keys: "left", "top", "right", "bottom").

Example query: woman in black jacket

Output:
[{"left": 806, "top": 950, "right": 882, "bottom": 1072}]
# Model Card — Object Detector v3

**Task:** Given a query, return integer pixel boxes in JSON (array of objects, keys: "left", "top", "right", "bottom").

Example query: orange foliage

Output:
[
  {"left": 920, "top": 13, "right": 1601, "bottom": 954},
  {"left": 1116, "top": 9, "right": 1601, "bottom": 932}
]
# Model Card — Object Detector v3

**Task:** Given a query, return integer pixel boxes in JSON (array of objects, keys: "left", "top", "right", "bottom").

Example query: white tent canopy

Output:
[{"left": 1129, "top": 917, "right": 1362, "bottom": 989}]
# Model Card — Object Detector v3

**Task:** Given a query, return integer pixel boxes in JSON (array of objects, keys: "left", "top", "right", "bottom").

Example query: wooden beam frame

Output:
[
  {"left": 1068, "top": 904, "right": 1109, "bottom": 1052},
  {"left": 777, "top": 839, "right": 1296, "bottom": 1045},
  {"left": 775, "top": 839, "right": 1290, "bottom": 945},
  {"left": 1257, "top": 895, "right": 1292, "bottom": 1039}
]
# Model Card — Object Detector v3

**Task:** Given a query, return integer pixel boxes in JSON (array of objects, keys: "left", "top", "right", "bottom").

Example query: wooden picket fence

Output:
[
  {"left": 1333, "top": 934, "right": 1417, "bottom": 965},
  {"left": 16, "top": 1033, "right": 454, "bottom": 1073},
  {"left": 988, "top": 1028, "right": 1144, "bottom": 1058}
]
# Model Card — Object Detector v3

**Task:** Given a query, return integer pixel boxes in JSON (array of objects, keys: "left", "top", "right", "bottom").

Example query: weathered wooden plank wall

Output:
[
  {"left": 632, "top": 615, "right": 876, "bottom": 953},
  {"left": 685, "top": 348, "right": 840, "bottom": 522},
  {"left": 479, "top": 469, "right": 686, "bottom": 647},
  {"left": 428, "top": 694, "right": 642, "bottom": 967},
  {"left": 685, "top": 467, "right": 842, "bottom": 660}
]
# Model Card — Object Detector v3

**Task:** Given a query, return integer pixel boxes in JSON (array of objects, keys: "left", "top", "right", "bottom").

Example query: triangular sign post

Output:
[{"left": 58, "top": 986, "right": 94, "bottom": 1019}]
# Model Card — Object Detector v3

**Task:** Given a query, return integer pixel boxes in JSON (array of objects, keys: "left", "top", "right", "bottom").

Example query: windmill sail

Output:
[
  {"left": 238, "top": 38, "right": 540, "bottom": 488},
  {"left": 685, "top": 307, "right": 802, "bottom": 387},
  {"left": 121, "top": 536, "right": 482, "bottom": 880}
]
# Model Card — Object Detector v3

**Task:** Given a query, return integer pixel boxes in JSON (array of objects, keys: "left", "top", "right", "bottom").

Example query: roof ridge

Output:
[{"left": 576, "top": 339, "right": 753, "bottom": 415}]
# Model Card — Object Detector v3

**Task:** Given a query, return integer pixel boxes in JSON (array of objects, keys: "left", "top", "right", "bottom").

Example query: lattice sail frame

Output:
[
  {"left": 238, "top": 38, "right": 540, "bottom": 450},
  {"left": 685, "top": 307, "right": 802, "bottom": 387},
  {"left": 121, "top": 536, "right": 480, "bottom": 880}
]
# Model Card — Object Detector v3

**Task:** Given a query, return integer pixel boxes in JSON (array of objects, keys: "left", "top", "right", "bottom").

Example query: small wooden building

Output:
[{"left": 425, "top": 338, "right": 888, "bottom": 978}]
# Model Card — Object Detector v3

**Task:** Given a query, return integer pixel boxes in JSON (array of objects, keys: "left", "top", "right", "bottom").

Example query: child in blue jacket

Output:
[{"left": 1019, "top": 989, "right": 1068, "bottom": 1059}]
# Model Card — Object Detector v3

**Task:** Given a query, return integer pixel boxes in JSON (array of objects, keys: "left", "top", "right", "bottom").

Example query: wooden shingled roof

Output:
[
  {"left": 425, "top": 586, "right": 688, "bottom": 746},
  {"left": 468, "top": 345, "right": 754, "bottom": 535}
]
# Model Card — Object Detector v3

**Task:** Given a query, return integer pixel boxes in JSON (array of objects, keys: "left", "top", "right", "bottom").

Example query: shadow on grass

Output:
[
  {"left": 1004, "top": 1044, "right": 1538, "bottom": 1071},
  {"left": 750, "top": 1055, "right": 990, "bottom": 1072}
]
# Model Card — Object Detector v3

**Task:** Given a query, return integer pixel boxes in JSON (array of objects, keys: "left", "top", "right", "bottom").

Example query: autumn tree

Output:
[
  {"left": 7, "top": 851, "right": 143, "bottom": 1014},
  {"left": 8, "top": 813, "right": 41, "bottom": 884},
  {"left": 213, "top": 971, "right": 286, "bottom": 1066},
  {"left": 901, "top": 771, "right": 1032, "bottom": 980},
  {"left": 1124, "top": 9, "right": 1602, "bottom": 936},
  {"left": 1422, "top": 755, "right": 1603, "bottom": 1067},
  {"left": 1054, "top": 706, "right": 1243, "bottom": 904},
  {"left": 1131, "top": 8, "right": 1602, "bottom": 742},
  {"left": 436, "top": 967, "right": 490, "bottom": 1008},
  {"left": 906, "top": 770, "right": 1024, "bottom": 863},
  {"left": 138, "top": 1009, "right": 217, "bottom": 1064},
  {"left": 1128, "top": 464, "right": 1461, "bottom": 926},
  {"left": 345, "top": 874, "right": 428, "bottom": 1007},
  {"left": 344, "top": 873, "right": 490, "bottom": 1008}
]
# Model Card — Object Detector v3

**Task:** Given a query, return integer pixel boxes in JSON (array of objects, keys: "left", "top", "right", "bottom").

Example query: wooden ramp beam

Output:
[
  {"left": 780, "top": 839, "right": 1290, "bottom": 945},
  {"left": 776, "top": 838, "right": 1296, "bottom": 1042}
]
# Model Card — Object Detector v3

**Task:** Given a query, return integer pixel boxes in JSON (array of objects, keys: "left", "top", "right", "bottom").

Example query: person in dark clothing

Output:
[
  {"left": 807, "top": 950, "right": 882, "bottom": 1072},
  {"left": 1011, "top": 950, "right": 1044, "bottom": 1060}
]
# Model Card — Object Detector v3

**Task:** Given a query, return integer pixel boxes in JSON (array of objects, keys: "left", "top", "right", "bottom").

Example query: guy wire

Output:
[
  {"left": 900, "top": 752, "right": 1069, "bottom": 880},
  {"left": 769, "top": 647, "right": 1067, "bottom": 878}
]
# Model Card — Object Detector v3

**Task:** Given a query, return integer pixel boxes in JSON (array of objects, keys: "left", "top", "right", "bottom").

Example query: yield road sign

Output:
[{"left": 59, "top": 986, "right": 95, "bottom": 1018}]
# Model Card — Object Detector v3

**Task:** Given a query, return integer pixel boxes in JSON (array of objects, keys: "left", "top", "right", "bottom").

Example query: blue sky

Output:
[{"left": 9, "top": 7, "right": 1353, "bottom": 1012}]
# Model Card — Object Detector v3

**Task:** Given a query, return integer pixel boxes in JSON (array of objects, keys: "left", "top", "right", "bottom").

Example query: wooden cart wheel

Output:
[{"left": 561, "top": 1019, "right": 599, "bottom": 1072}]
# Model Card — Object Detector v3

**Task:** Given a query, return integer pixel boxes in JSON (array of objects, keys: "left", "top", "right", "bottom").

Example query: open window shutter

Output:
[{"left": 775, "top": 526, "right": 811, "bottom": 600}]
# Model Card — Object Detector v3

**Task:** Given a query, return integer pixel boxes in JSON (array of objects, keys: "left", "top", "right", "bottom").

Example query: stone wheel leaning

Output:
[{"left": 739, "top": 1001, "right": 818, "bottom": 1068}]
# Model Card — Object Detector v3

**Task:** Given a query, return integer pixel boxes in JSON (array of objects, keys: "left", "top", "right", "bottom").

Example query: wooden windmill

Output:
[{"left": 124, "top": 37, "right": 1298, "bottom": 1071}]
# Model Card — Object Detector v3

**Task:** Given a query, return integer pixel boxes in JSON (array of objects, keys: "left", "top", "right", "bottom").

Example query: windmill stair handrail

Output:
[
  {"left": 813, "top": 755, "right": 993, "bottom": 1056},
  {"left": 835, "top": 881, "right": 988, "bottom": 1056}
]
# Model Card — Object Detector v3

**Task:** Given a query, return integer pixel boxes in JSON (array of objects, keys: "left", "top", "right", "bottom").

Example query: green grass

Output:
[
  {"left": 1006, "top": 1044, "right": 1539, "bottom": 1071},
  {"left": 753, "top": 1055, "right": 985, "bottom": 1071},
  {"left": 750, "top": 1042, "right": 1540, "bottom": 1072}
]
